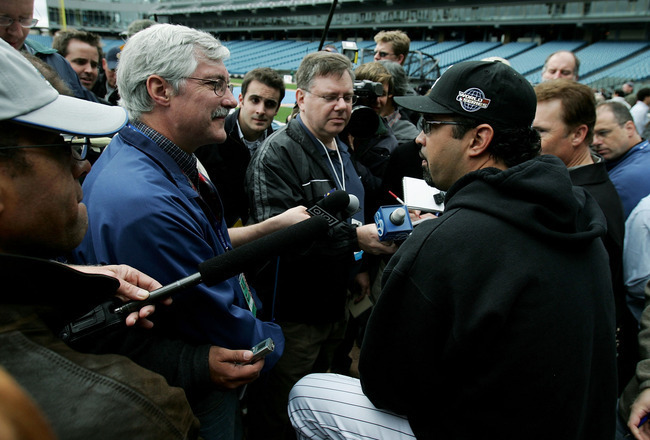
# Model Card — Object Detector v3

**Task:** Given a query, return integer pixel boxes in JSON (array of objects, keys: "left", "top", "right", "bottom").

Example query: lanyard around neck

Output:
[{"left": 317, "top": 138, "right": 345, "bottom": 191}]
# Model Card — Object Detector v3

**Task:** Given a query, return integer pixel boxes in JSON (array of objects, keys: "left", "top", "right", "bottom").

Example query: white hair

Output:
[{"left": 117, "top": 23, "right": 230, "bottom": 119}]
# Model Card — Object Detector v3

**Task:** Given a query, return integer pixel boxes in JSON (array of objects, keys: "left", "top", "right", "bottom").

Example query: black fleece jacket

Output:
[{"left": 359, "top": 155, "right": 617, "bottom": 440}]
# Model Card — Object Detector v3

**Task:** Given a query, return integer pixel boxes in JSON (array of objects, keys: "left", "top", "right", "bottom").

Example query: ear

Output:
[
  {"left": 623, "top": 120, "right": 638, "bottom": 137},
  {"left": 571, "top": 124, "right": 588, "bottom": 146},
  {"left": 467, "top": 124, "right": 494, "bottom": 158},
  {"left": 146, "top": 75, "right": 172, "bottom": 107},
  {"left": 238, "top": 93, "right": 244, "bottom": 107},
  {"left": 296, "top": 89, "right": 307, "bottom": 112},
  {"left": 396, "top": 54, "right": 406, "bottom": 65}
]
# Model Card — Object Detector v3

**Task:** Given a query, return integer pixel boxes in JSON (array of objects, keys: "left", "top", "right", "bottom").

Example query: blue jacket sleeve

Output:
[{"left": 75, "top": 154, "right": 284, "bottom": 369}]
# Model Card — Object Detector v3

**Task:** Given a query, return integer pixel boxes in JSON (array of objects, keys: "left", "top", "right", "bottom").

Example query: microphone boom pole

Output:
[
  {"left": 60, "top": 216, "right": 329, "bottom": 344},
  {"left": 318, "top": 0, "right": 339, "bottom": 51}
]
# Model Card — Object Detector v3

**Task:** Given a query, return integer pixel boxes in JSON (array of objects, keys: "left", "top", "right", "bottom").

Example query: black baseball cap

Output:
[
  {"left": 395, "top": 60, "right": 536, "bottom": 128},
  {"left": 105, "top": 46, "right": 121, "bottom": 70}
]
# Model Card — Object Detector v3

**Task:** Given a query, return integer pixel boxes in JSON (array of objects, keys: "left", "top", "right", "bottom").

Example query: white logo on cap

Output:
[{"left": 456, "top": 88, "right": 491, "bottom": 113}]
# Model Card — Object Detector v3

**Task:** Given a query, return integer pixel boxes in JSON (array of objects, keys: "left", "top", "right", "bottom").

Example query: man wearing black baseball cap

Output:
[{"left": 287, "top": 61, "right": 617, "bottom": 440}]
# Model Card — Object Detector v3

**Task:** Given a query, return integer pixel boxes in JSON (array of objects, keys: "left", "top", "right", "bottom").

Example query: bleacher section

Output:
[
  {"left": 584, "top": 48, "right": 650, "bottom": 89},
  {"left": 26, "top": 34, "right": 650, "bottom": 89},
  {"left": 223, "top": 40, "right": 316, "bottom": 75},
  {"left": 432, "top": 41, "right": 502, "bottom": 69},
  {"left": 463, "top": 41, "right": 537, "bottom": 63}
]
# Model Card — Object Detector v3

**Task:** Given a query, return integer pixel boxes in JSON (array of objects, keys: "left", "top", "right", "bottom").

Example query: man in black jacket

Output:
[
  {"left": 196, "top": 67, "right": 285, "bottom": 226},
  {"left": 245, "top": 51, "right": 397, "bottom": 440},
  {"left": 534, "top": 79, "right": 635, "bottom": 390},
  {"left": 288, "top": 60, "right": 617, "bottom": 440}
]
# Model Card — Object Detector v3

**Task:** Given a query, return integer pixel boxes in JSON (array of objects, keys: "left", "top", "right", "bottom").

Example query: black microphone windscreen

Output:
[
  {"left": 198, "top": 216, "right": 329, "bottom": 286},
  {"left": 316, "top": 190, "right": 350, "bottom": 214}
]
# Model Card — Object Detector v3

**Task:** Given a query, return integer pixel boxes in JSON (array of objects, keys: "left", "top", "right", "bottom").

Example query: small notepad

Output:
[{"left": 402, "top": 176, "right": 445, "bottom": 212}]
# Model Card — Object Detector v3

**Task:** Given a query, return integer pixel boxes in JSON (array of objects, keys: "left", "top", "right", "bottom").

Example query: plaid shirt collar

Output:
[
  {"left": 384, "top": 109, "right": 402, "bottom": 128},
  {"left": 131, "top": 120, "right": 198, "bottom": 185}
]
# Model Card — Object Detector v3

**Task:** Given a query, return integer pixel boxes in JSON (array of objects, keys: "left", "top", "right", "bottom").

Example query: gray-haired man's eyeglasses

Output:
[{"left": 185, "top": 77, "right": 234, "bottom": 97}]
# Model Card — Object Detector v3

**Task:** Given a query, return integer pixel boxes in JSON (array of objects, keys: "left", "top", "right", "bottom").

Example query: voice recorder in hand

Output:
[{"left": 249, "top": 338, "right": 275, "bottom": 363}]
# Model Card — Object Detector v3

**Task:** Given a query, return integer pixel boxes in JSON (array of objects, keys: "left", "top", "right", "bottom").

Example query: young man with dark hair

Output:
[
  {"left": 195, "top": 67, "right": 286, "bottom": 226},
  {"left": 52, "top": 29, "right": 102, "bottom": 92}
]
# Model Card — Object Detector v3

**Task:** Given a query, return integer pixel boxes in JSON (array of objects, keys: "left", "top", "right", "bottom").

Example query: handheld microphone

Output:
[
  {"left": 345, "top": 194, "right": 361, "bottom": 218},
  {"left": 306, "top": 190, "right": 351, "bottom": 225},
  {"left": 374, "top": 205, "right": 413, "bottom": 242},
  {"left": 59, "top": 216, "right": 330, "bottom": 344}
]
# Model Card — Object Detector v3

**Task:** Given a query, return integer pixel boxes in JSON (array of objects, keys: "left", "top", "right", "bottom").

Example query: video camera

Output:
[
  {"left": 344, "top": 80, "right": 384, "bottom": 139},
  {"left": 354, "top": 79, "right": 383, "bottom": 106}
]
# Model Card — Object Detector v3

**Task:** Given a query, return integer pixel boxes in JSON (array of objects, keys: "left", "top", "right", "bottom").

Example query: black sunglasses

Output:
[{"left": 422, "top": 120, "right": 463, "bottom": 135}]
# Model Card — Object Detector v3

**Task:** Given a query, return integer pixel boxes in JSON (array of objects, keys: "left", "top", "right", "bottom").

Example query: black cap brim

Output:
[{"left": 394, "top": 94, "right": 455, "bottom": 116}]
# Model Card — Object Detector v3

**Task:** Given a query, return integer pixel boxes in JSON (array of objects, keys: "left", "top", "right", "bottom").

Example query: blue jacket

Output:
[
  {"left": 606, "top": 139, "right": 650, "bottom": 219},
  {"left": 74, "top": 124, "right": 284, "bottom": 369}
]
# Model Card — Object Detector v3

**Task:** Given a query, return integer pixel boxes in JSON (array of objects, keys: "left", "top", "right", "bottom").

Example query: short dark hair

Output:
[
  {"left": 597, "top": 101, "right": 634, "bottom": 126},
  {"left": 449, "top": 116, "right": 541, "bottom": 168},
  {"left": 636, "top": 88, "right": 650, "bottom": 102},
  {"left": 534, "top": 79, "right": 596, "bottom": 145},
  {"left": 53, "top": 29, "right": 103, "bottom": 60},
  {"left": 355, "top": 61, "right": 394, "bottom": 96},
  {"left": 241, "top": 67, "right": 286, "bottom": 108}
]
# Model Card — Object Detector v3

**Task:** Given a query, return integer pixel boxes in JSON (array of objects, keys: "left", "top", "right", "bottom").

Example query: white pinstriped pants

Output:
[{"left": 288, "top": 373, "right": 416, "bottom": 440}]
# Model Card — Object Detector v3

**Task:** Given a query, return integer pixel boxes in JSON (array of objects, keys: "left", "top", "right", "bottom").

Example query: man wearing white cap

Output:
[
  {"left": 0, "top": 38, "right": 201, "bottom": 439},
  {"left": 288, "top": 60, "right": 617, "bottom": 440}
]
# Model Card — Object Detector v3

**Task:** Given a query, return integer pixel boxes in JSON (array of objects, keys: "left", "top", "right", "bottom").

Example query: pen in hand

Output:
[{"left": 388, "top": 191, "right": 406, "bottom": 206}]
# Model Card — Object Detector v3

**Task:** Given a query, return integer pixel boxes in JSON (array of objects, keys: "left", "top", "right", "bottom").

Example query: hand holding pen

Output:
[
  {"left": 388, "top": 191, "right": 438, "bottom": 226},
  {"left": 628, "top": 388, "right": 650, "bottom": 439}
]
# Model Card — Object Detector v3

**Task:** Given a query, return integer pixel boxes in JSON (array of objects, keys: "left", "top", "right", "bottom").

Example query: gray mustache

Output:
[{"left": 212, "top": 107, "right": 230, "bottom": 119}]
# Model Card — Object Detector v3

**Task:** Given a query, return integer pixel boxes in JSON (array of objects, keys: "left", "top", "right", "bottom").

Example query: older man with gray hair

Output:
[{"left": 73, "top": 23, "right": 308, "bottom": 440}]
